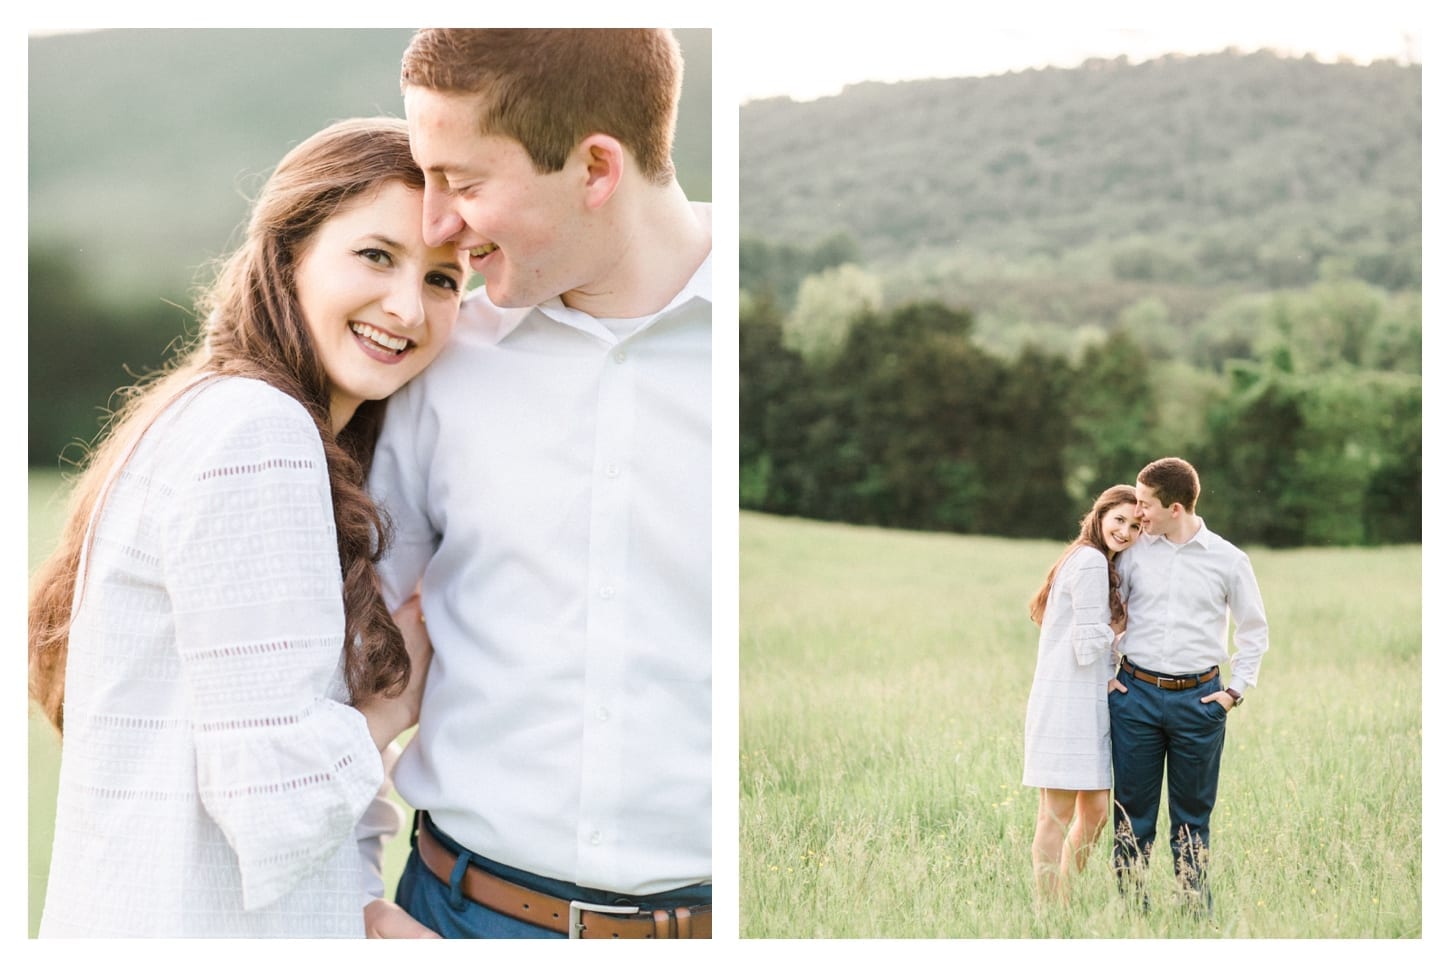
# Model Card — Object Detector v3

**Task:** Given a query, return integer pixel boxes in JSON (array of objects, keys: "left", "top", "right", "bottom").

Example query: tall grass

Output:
[{"left": 740, "top": 511, "right": 1421, "bottom": 938}]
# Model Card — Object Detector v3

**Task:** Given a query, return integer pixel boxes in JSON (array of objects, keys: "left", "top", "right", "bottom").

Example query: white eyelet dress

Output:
[
  {"left": 1022, "top": 544, "right": 1115, "bottom": 791},
  {"left": 39, "top": 377, "right": 383, "bottom": 937}
]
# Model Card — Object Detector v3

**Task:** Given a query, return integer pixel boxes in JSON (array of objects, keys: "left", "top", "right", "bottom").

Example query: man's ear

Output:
[{"left": 576, "top": 133, "right": 624, "bottom": 210}]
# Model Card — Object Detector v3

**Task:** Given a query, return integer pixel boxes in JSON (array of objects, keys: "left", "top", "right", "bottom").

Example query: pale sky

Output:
[{"left": 735, "top": 12, "right": 1424, "bottom": 103}]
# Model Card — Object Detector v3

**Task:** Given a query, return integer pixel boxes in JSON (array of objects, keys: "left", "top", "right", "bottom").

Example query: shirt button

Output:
[
  {"left": 596, "top": 706, "right": 609, "bottom": 722},
  {"left": 613, "top": 350, "right": 627, "bottom": 364},
  {"left": 589, "top": 830, "right": 602, "bottom": 846},
  {"left": 604, "top": 463, "right": 620, "bottom": 478},
  {"left": 600, "top": 585, "right": 615, "bottom": 599}
]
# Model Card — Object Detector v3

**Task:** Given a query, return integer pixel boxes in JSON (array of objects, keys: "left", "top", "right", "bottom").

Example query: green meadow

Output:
[
  {"left": 26, "top": 469, "right": 416, "bottom": 938},
  {"left": 740, "top": 510, "right": 1421, "bottom": 938}
]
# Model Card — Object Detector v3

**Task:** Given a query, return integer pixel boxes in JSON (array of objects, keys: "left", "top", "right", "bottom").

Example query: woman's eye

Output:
[
  {"left": 357, "top": 248, "right": 392, "bottom": 266},
  {"left": 428, "top": 272, "right": 460, "bottom": 292}
]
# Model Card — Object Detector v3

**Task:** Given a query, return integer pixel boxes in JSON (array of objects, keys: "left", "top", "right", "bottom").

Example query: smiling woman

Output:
[
  {"left": 293, "top": 180, "right": 465, "bottom": 432},
  {"left": 1022, "top": 484, "right": 1140, "bottom": 902},
  {"left": 27, "top": 117, "right": 459, "bottom": 938}
]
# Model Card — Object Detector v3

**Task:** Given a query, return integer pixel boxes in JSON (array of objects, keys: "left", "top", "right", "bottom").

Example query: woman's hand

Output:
[
  {"left": 364, "top": 898, "right": 439, "bottom": 938},
  {"left": 357, "top": 594, "right": 433, "bottom": 751}
]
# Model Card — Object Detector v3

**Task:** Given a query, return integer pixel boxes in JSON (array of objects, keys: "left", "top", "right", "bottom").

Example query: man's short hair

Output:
[
  {"left": 401, "top": 28, "right": 682, "bottom": 186},
  {"left": 1138, "top": 457, "right": 1200, "bottom": 512}
]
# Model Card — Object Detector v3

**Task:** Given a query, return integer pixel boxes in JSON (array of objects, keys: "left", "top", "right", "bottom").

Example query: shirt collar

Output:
[
  {"left": 1185, "top": 518, "right": 1218, "bottom": 548},
  {"left": 1164, "top": 518, "right": 1216, "bottom": 550},
  {"left": 1135, "top": 518, "right": 1216, "bottom": 552},
  {"left": 534, "top": 248, "right": 713, "bottom": 344}
]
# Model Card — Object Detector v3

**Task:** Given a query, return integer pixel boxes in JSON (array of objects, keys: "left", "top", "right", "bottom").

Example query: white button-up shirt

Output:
[
  {"left": 1117, "top": 520, "right": 1269, "bottom": 693},
  {"left": 368, "top": 246, "right": 711, "bottom": 895}
]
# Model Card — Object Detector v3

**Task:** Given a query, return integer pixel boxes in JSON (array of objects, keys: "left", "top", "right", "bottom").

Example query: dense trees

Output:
[
  {"left": 740, "top": 291, "right": 1420, "bottom": 547},
  {"left": 28, "top": 246, "right": 195, "bottom": 468}
]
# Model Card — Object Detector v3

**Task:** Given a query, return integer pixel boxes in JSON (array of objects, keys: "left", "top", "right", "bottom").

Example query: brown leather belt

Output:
[
  {"left": 1121, "top": 657, "right": 1219, "bottom": 691},
  {"left": 415, "top": 819, "right": 711, "bottom": 938}
]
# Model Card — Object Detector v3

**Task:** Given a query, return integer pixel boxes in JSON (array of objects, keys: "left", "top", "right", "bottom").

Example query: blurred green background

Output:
[{"left": 27, "top": 27, "right": 711, "bottom": 938}]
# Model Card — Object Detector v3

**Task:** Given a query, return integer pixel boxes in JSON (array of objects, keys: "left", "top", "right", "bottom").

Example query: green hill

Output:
[{"left": 741, "top": 50, "right": 1419, "bottom": 300}]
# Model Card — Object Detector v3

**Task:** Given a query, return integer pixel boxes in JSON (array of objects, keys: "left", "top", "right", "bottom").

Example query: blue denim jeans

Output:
[
  {"left": 1108, "top": 663, "right": 1228, "bottom": 906},
  {"left": 396, "top": 812, "right": 713, "bottom": 939}
]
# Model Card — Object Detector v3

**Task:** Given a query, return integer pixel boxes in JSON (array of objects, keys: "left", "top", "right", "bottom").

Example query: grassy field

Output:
[
  {"left": 740, "top": 510, "right": 1422, "bottom": 939},
  {"left": 26, "top": 469, "right": 416, "bottom": 937}
]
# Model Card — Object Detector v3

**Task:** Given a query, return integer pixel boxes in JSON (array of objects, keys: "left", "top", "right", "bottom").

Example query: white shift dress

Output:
[
  {"left": 40, "top": 377, "right": 384, "bottom": 937},
  {"left": 1022, "top": 544, "right": 1116, "bottom": 790}
]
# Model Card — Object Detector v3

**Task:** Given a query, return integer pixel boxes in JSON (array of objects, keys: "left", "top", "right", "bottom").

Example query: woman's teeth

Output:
[{"left": 350, "top": 322, "right": 409, "bottom": 354}]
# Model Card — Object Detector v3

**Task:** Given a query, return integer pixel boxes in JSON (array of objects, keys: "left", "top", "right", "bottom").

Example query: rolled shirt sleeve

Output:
[{"left": 1226, "top": 554, "right": 1270, "bottom": 693}]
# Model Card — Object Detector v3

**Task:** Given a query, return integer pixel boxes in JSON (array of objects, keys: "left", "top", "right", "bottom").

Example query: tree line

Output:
[{"left": 740, "top": 284, "right": 1419, "bottom": 548}]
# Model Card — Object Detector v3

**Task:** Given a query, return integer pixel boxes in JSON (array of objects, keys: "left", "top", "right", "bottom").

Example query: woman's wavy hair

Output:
[
  {"left": 1027, "top": 484, "right": 1139, "bottom": 628},
  {"left": 29, "top": 117, "right": 423, "bottom": 732}
]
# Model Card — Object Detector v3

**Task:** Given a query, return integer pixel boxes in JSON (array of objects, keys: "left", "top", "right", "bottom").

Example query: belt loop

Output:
[
  {"left": 653, "top": 908, "right": 673, "bottom": 938},
  {"left": 447, "top": 847, "right": 474, "bottom": 911},
  {"left": 674, "top": 906, "right": 693, "bottom": 938}
]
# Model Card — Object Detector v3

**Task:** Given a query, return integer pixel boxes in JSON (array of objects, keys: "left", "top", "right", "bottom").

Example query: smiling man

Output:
[
  {"left": 362, "top": 29, "right": 712, "bottom": 939},
  {"left": 1108, "top": 456, "right": 1269, "bottom": 916}
]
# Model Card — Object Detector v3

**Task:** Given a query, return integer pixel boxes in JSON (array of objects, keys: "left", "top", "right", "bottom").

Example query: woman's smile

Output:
[{"left": 349, "top": 320, "right": 416, "bottom": 362}]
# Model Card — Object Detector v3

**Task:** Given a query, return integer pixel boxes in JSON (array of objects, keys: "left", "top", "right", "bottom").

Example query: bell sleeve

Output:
[
  {"left": 160, "top": 382, "right": 384, "bottom": 911},
  {"left": 1066, "top": 547, "right": 1115, "bottom": 666}
]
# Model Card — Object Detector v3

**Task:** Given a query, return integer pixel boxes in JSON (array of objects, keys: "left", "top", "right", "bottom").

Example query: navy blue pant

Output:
[
  {"left": 1108, "top": 664, "right": 1227, "bottom": 904},
  {"left": 396, "top": 813, "right": 713, "bottom": 939}
]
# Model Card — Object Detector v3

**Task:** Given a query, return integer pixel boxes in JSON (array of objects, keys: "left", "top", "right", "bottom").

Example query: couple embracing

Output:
[
  {"left": 31, "top": 29, "right": 710, "bottom": 939},
  {"left": 1023, "top": 457, "right": 1270, "bottom": 913}
]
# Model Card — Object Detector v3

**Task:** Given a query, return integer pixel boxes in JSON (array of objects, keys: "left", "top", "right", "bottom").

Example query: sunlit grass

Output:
[{"left": 740, "top": 511, "right": 1421, "bottom": 938}]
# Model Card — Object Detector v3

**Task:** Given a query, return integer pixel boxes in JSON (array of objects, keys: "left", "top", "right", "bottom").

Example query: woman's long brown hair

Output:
[
  {"left": 29, "top": 117, "right": 425, "bottom": 732},
  {"left": 1027, "top": 484, "right": 1138, "bottom": 628}
]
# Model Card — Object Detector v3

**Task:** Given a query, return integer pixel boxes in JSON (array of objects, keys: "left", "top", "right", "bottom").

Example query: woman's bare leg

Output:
[
  {"left": 1033, "top": 788, "right": 1077, "bottom": 902},
  {"left": 1061, "top": 789, "right": 1111, "bottom": 877}
]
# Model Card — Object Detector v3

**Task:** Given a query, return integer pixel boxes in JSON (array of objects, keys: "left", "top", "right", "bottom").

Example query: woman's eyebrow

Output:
[{"left": 365, "top": 233, "right": 405, "bottom": 248}]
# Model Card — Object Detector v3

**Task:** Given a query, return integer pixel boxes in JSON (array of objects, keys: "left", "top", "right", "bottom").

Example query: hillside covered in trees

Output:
[
  {"left": 743, "top": 49, "right": 1418, "bottom": 293},
  {"left": 739, "top": 50, "right": 1420, "bottom": 547}
]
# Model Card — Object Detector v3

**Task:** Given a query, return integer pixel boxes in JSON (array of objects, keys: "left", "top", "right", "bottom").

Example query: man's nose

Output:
[{"left": 422, "top": 185, "right": 465, "bottom": 248}]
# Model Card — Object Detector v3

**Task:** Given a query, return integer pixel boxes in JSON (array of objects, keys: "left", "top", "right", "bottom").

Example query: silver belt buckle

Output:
[{"left": 568, "top": 899, "right": 641, "bottom": 938}]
